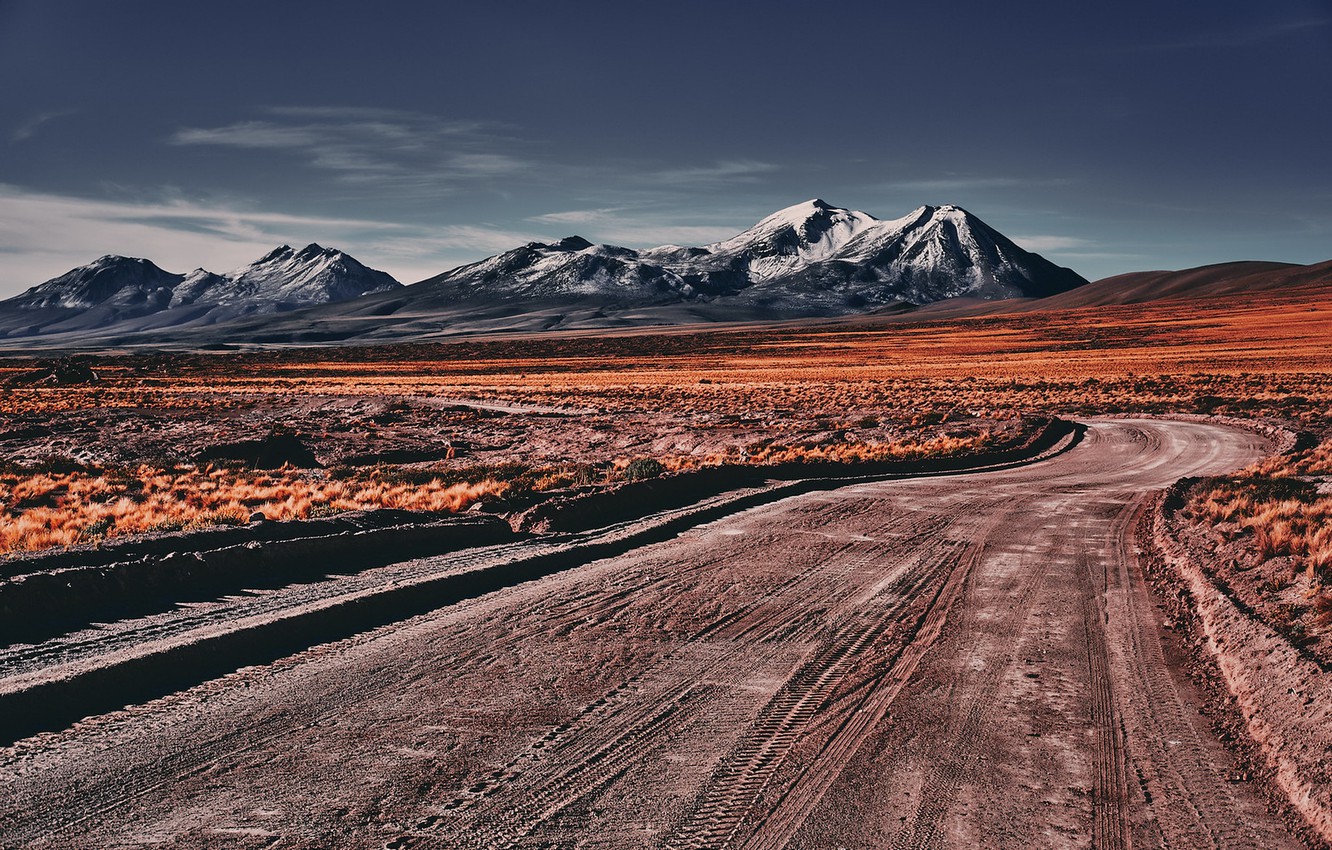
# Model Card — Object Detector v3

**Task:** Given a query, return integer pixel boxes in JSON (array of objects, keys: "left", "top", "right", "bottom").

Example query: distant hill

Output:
[
  {"left": 1031, "top": 259, "right": 1332, "bottom": 309},
  {"left": 0, "top": 244, "right": 401, "bottom": 339}
]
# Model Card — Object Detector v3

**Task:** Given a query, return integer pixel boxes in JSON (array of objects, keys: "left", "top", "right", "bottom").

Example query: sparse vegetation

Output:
[
  {"left": 623, "top": 458, "right": 664, "bottom": 481},
  {"left": 1184, "top": 436, "right": 1332, "bottom": 643},
  {"left": 0, "top": 462, "right": 509, "bottom": 553},
  {"left": 1, "top": 284, "right": 1327, "bottom": 555}
]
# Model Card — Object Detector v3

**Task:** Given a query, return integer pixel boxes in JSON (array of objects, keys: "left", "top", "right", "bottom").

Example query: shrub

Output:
[
  {"left": 624, "top": 458, "right": 664, "bottom": 481},
  {"left": 80, "top": 516, "right": 115, "bottom": 540}
]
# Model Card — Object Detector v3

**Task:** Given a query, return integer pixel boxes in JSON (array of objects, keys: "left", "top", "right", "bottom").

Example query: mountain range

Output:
[
  {"left": 413, "top": 200, "right": 1085, "bottom": 313},
  {"left": 0, "top": 244, "right": 401, "bottom": 339},
  {"left": 18, "top": 197, "right": 1307, "bottom": 347}
]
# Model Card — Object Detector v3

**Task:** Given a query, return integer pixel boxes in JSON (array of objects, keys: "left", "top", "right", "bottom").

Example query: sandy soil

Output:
[{"left": 0, "top": 418, "right": 1306, "bottom": 849}]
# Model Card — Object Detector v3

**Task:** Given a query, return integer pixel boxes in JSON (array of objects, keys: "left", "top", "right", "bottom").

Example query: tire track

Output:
[
  {"left": 665, "top": 512, "right": 995, "bottom": 850},
  {"left": 388, "top": 503, "right": 993, "bottom": 849},
  {"left": 739, "top": 517, "right": 999, "bottom": 850},
  {"left": 1103, "top": 496, "right": 1299, "bottom": 849},
  {"left": 883, "top": 518, "right": 1057, "bottom": 850},
  {"left": 1082, "top": 543, "right": 1132, "bottom": 850}
]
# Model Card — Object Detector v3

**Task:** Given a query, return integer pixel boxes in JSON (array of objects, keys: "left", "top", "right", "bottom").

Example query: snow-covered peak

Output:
[
  {"left": 701, "top": 199, "right": 881, "bottom": 280},
  {"left": 169, "top": 268, "right": 230, "bottom": 308},
  {"left": 10, "top": 255, "right": 183, "bottom": 311},
  {"left": 754, "top": 198, "right": 873, "bottom": 227},
  {"left": 207, "top": 243, "right": 400, "bottom": 306},
  {"left": 712, "top": 199, "right": 878, "bottom": 251},
  {"left": 254, "top": 245, "right": 295, "bottom": 264}
]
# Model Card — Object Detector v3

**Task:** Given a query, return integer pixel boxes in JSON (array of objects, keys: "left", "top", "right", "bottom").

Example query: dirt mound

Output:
[
  {"left": 197, "top": 432, "right": 321, "bottom": 469},
  {"left": 4, "top": 357, "right": 99, "bottom": 386}
]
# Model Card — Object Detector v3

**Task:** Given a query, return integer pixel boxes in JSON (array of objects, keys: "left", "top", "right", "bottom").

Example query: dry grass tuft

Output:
[
  {"left": 1190, "top": 437, "right": 1332, "bottom": 620},
  {"left": 0, "top": 463, "right": 509, "bottom": 554}
]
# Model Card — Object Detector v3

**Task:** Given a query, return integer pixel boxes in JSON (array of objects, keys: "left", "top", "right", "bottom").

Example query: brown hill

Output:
[{"left": 1033, "top": 258, "right": 1332, "bottom": 309}]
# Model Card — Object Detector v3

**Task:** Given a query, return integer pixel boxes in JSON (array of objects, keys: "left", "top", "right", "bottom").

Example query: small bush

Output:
[
  {"left": 624, "top": 458, "right": 664, "bottom": 481},
  {"left": 80, "top": 516, "right": 115, "bottom": 540}
]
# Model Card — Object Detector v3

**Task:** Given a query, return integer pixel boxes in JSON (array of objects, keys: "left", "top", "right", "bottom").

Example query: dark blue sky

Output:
[{"left": 2, "top": 0, "right": 1330, "bottom": 294}]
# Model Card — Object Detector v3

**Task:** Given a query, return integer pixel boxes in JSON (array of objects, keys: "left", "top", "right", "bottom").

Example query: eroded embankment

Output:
[
  {"left": 1150, "top": 479, "right": 1332, "bottom": 846},
  {"left": 517, "top": 415, "right": 1079, "bottom": 532},
  {"left": 0, "top": 511, "right": 514, "bottom": 645}
]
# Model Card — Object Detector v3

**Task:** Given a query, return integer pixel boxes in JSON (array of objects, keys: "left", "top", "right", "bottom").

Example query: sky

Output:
[{"left": 1, "top": 1, "right": 1330, "bottom": 296}]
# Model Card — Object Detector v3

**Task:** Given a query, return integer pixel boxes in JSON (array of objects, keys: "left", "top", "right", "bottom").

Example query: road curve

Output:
[{"left": 0, "top": 419, "right": 1304, "bottom": 849}]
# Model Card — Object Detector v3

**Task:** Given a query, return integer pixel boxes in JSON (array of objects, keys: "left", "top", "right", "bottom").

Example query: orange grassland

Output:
[{"left": 1, "top": 283, "right": 1329, "bottom": 554}]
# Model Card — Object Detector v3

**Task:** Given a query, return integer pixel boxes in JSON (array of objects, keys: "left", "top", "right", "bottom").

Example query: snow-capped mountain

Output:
[
  {"left": 416, "top": 199, "right": 1086, "bottom": 313},
  {"left": 7, "top": 255, "right": 184, "bottom": 314},
  {"left": 171, "top": 244, "right": 400, "bottom": 310},
  {"left": 0, "top": 200, "right": 1087, "bottom": 344},
  {"left": 421, "top": 236, "right": 702, "bottom": 307},
  {"left": 0, "top": 244, "right": 402, "bottom": 337},
  {"left": 643, "top": 198, "right": 883, "bottom": 281}
]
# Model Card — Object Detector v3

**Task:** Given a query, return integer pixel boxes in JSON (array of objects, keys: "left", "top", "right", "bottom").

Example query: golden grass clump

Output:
[
  {"left": 739, "top": 432, "right": 987, "bottom": 465},
  {"left": 0, "top": 464, "right": 509, "bottom": 554},
  {"left": 1190, "top": 437, "right": 1332, "bottom": 584}
]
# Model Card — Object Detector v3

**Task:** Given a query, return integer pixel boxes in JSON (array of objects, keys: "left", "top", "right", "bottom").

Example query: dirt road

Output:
[{"left": 0, "top": 419, "right": 1305, "bottom": 849}]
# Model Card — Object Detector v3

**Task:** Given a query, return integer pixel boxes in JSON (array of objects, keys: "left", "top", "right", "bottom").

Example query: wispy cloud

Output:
[
  {"left": 170, "top": 107, "right": 532, "bottom": 194},
  {"left": 11, "top": 110, "right": 75, "bottom": 143},
  {"left": 881, "top": 175, "right": 1073, "bottom": 195},
  {"left": 641, "top": 159, "right": 779, "bottom": 186},
  {"left": 446, "top": 153, "right": 529, "bottom": 176},
  {"left": 529, "top": 207, "right": 626, "bottom": 225}
]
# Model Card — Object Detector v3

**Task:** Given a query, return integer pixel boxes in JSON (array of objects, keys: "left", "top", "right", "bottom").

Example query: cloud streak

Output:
[
  {"left": 641, "top": 159, "right": 780, "bottom": 186},
  {"left": 528, "top": 207, "right": 626, "bottom": 225},
  {"left": 170, "top": 108, "right": 532, "bottom": 194},
  {"left": 11, "top": 110, "right": 75, "bottom": 143},
  {"left": 879, "top": 175, "right": 1074, "bottom": 195}
]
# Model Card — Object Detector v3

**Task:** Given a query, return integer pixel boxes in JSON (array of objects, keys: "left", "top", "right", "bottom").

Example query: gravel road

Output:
[{"left": 0, "top": 419, "right": 1303, "bottom": 849}]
